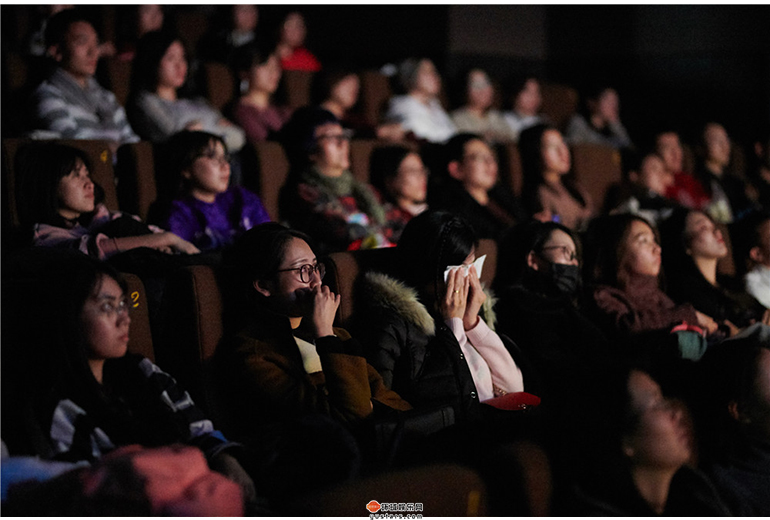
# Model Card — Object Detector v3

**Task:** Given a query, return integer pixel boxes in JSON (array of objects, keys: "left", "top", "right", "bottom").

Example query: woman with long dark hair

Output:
[{"left": 519, "top": 123, "right": 594, "bottom": 230}]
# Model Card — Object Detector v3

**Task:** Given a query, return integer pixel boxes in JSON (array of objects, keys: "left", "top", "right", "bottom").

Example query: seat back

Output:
[
  {"left": 174, "top": 10, "right": 209, "bottom": 60},
  {"left": 360, "top": 70, "right": 392, "bottom": 127},
  {"left": 569, "top": 143, "right": 622, "bottom": 212},
  {"left": 158, "top": 265, "right": 224, "bottom": 416},
  {"left": 716, "top": 222, "right": 736, "bottom": 278},
  {"left": 122, "top": 272, "right": 155, "bottom": 362},
  {"left": 115, "top": 141, "right": 156, "bottom": 221},
  {"left": 105, "top": 57, "right": 132, "bottom": 107},
  {"left": 500, "top": 142, "right": 524, "bottom": 197},
  {"left": 281, "top": 70, "right": 314, "bottom": 110},
  {"left": 349, "top": 139, "right": 381, "bottom": 184},
  {"left": 252, "top": 141, "right": 290, "bottom": 221},
  {"left": 204, "top": 61, "right": 236, "bottom": 111},
  {"left": 540, "top": 83, "right": 578, "bottom": 131}
]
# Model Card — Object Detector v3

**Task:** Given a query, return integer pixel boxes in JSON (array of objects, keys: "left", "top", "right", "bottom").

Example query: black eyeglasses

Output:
[
  {"left": 539, "top": 245, "right": 577, "bottom": 262},
  {"left": 197, "top": 150, "right": 231, "bottom": 166},
  {"left": 275, "top": 262, "right": 326, "bottom": 283}
]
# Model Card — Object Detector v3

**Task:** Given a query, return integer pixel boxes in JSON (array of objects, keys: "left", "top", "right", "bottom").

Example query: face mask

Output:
[{"left": 549, "top": 263, "right": 581, "bottom": 296}]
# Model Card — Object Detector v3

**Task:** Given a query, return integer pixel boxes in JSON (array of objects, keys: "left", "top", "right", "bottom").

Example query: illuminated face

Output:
[
  {"left": 467, "top": 69, "right": 493, "bottom": 111},
  {"left": 704, "top": 123, "right": 731, "bottom": 168},
  {"left": 57, "top": 158, "right": 95, "bottom": 219},
  {"left": 541, "top": 129, "right": 571, "bottom": 176},
  {"left": 388, "top": 152, "right": 428, "bottom": 204},
  {"left": 623, "top": 371, "right": 691, "bottom": 470},
  {"left": 656, "top": 132, "right": 684, "bottom": 174},
  {"left": 250, "top": 54, "right": 281, "bottom": 94},
  {"left": 80, "top": 275, "right": 131, "bottom": 364},
  {"left": 258, "top": 237, "right": 322, "bottom": 318},
  {"left": 685, "top": 211, "right": 728, "bottom": 260},
  {"left": 312, "top": 122, "right": 350, "bottom": 175},
  {"left": 621, "top": 219, "right": 662, "bottom": 278},
  {"left": 330, "top": 74, "right": 360, "bottom": 111},
  {"left": 157, "top": 40, "right": 187, "bottom": 91},
  {"left": 638, "top": 154, "right": 673, "bottom": 196},
  {"left": 232, "top": 5, "right": 258, "bottom": 33},
  {"left": 281, "top": 12, "right": 306, "bottom": 48},
  {"left": 456, "top": 139, "right": 498, "bottom": 192},
  {"left": 58, "top": 20, "right": 100, "bottom": 81},
  {"left": 183, "top": 140, "right": 231, "bottom": 201},
  {"left": 515, "top": 78, "right": 541, "bottom": 116},
  {"left": 137, "top": 5, "right": 163, "bottom": 36},
  {"left": 414, "top": 59, "right": 441, "bottom": 97}
]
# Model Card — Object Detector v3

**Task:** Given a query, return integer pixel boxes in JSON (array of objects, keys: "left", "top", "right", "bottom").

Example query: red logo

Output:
[{"left": 366, "top": 500, "right": 381, "bottom": 513}]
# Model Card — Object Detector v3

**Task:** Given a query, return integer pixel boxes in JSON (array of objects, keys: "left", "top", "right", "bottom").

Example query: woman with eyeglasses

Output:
[
  {"left": 493, "top": 221, "right": 609, "bottom": 417},
  {"left": 218, "top": 222, "right": 411, "bottom": 433},
  {"left": 151, "top": 130, "right": 270, "bottom": 251},
  {"left": 1, "top": 251, "right": 256, "bottom": 504},
  {"left": 279, "top": 107, "right": 392, "bottom": 253}
]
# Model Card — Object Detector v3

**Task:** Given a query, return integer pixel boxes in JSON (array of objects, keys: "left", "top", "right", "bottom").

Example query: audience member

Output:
[
  {"left": 451, "top": 69, "right": 516, "bottom": 143},
  {"left": 219, "top": 223, "right": 411, "bottom": 430},
  {"left": 154, "top": 131, "right": 270, "bottom": 251},
  {"left": 610, "top": 149, "right": 679, "bottom": 226},
  {"left": 232, "top": 45, "right": 291, "bottom": 144},
  {"left": 16, "top": 142, "right": 198, "bottom": 259},
  {"left": 386, "top": 58, "right": 456, "bottom": 143},
  {"left": 570, "top": 366, "right": 730, "bottom": 516},
  {"left": 276, "top": 11, "right": 321, "bottom": 72},
  {"left": 660, "top": 208, "right": 768, "bottom": 330},
  {"left": 279, "top": 107, "right": 391, "bottom": 252},
  {"left": 503, "top": 76, "right": 544, "bottom": 139},
  {"left": 369, "top": 145, "right": 429, "bottom": 244},
  {"left": 2, "top": 445, "right": 244, "bottom": 516},
  {"left": 494, "top": 221, "right": 610, "bottom": 409},
  {"left": 748, "top": 126, "right": 770, "bottom": 208},
  {"left": 519, "top": 124, "right": 594, "bottom": 230},
  {"left": 352, "top": 212, "right": 527, "bottom": 423},
  {"left": 316, "top": 66, "right": 405, "bottom": 141},
  {"left": 694, "top": 122, "right": 755, "bottom": 223},
  {"left": 734, "top": 210, "right": 770, "bottom": 309},
  {"left": 30, "top": 8, "right": 139, "bottom": 146},
  {"left": 700, "top": 324, "right": 770, "bottom": 516},
  {"left": 585, "top": 214, "right": 719, "bottom": 347},
  {"left": 115, "top": 5, "right": 165, "bottom": 61},
  {"left": 127, "top": 30, "right": 246, "bottom": 152},
  {"left": 431, "top": 133, "right": 526, "bottom": 239},
  {"left": 656, "top": 130, "right": 711, "bottom": 210},
  {"left": 565, "top": 86, "right": 633, "bottom": 150},
  {"left": 0, "top": 253, "right": 255, "bottom": 503},
  {"left": 197, "top": 5, "right": 259, "bottom": 66}
]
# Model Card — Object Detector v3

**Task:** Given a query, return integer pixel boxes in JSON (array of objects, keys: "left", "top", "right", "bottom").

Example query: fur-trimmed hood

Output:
[{"left": 359, "top": 272, "right": 498, "bottom": 336}]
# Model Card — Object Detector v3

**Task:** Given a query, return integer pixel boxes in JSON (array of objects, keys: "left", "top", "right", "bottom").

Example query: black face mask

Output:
[{"left": 548, "top": 263, "right": 582, "bottom": 297}]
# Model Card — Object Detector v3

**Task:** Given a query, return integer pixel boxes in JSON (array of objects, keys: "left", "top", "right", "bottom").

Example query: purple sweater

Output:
[{"left": 164, "top": 187, "right": 270, "bottom": 251}]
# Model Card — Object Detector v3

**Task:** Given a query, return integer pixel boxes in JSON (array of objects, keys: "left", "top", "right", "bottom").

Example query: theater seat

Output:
[
  {"left": 116, "top": 141, "right": 157, "bottom": 221},
  {"left": 105, "top": 57, "right": 132, "bottom": 107},
  {"left": 281, "top": 70, "right": 314, "bottom": 110},
  {"left": 500, "top": 142, "right": 524, "bottom": 197},
  {"left": 540, "top": 83, "right": 578, "bottom": 132},
  {"left": 122, "top": 272, "right": 155, "bottom": 362},
  {"left": 349, "top": 139, "right": 381, "bottom": 184},
  {"left": 157, "top": 264, "right": 225, "bottom": 420},
  {"left": 570, "top": 142, "right": 622, "bottom": 212},
  {"left": 203, "top": 61, "right": 236, "bottom": 111},
  {"left": 716, "top": 222, "right": 735, "bottom": 278},
  {"left": 360, "top": 69, "right": 392, "bottom": 128},
  {"left": 252, "top": 141, "right": 290, "bottom": 221}
]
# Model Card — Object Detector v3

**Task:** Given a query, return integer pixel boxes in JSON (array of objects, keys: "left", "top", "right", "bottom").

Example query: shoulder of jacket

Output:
[{"left": 361, "top": 272, "right": 435, "bottom": 336}]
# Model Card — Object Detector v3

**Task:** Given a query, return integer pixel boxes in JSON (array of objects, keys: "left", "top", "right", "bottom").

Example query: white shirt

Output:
[
  {"left": 386, "top": 95, "right": 456, "bottom": 143},
  {"left": 745, "top": 265, "right": 770, "bottom": 309}
]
